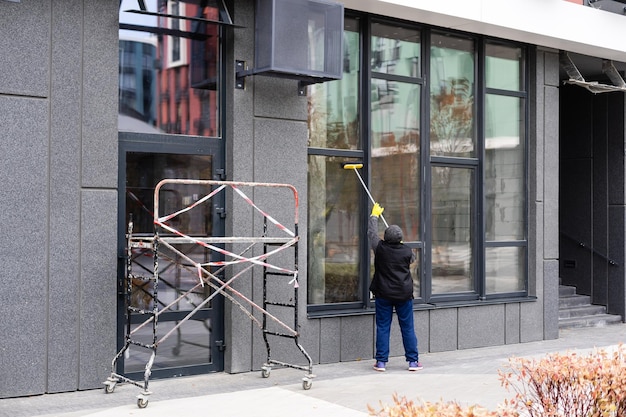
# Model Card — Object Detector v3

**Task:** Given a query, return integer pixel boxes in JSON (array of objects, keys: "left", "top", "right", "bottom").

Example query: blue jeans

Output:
[{"left": 374, "top": 298, "right": 419, "bottom": 362}]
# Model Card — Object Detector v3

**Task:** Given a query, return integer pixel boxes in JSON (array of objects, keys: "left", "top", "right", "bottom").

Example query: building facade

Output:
[{"left": 1, "top": 0, "right": 626, "bottom": 398}]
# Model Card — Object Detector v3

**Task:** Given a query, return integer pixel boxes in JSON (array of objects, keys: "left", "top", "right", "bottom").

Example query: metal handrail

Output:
[{"left": 560, "top": 232, "right": 619, "bottom": 266}]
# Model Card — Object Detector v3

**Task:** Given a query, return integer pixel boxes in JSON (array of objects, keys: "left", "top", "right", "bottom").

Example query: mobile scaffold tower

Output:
[{"left": 103, "top": 179, "right": 313, "bottom": 408}]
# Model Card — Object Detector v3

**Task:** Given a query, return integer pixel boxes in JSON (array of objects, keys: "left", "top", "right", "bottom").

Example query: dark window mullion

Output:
[
  {"left": 477, "top": 37, "right": 486, "bottom": 299},
  {"left": 485, "top": 87, "right": 526, "bottom": 97},
  {"left": 362, "top": 14, "right": 374, "bottom": 308},
  {"left": 422, "top": 29, "right": 433, "bottom": 302},
  {"left": 371, "top": 71, "right": 424, "bottom": 85}
]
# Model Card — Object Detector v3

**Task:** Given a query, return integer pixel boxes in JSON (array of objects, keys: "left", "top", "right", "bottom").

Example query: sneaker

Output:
[
  {"left": 373, "top": 361, "right": 386, "bottom": 372},
  {"left": 408, "top": 361, "right": 423, "bottom": 371}
]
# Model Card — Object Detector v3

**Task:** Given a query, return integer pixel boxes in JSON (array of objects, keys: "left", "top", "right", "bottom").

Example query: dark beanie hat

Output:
[{"left": 384, "top": 225, "right": 403, "bottom": 243}]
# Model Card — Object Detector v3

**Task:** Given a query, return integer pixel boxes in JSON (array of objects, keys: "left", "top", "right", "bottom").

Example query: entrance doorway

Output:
[
  {"left": 117, "top": 133, "right": 225, "bottom": 378},
  {"left": 559, "top": 79, "right": 626, "bottom": 320}
]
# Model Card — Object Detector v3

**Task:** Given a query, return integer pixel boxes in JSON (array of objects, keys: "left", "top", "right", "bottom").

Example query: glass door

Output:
[{"left": 118, "top": 134, "right": 225, "bottom": 378}]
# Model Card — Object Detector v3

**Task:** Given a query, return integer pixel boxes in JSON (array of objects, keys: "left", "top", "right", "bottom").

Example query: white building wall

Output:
[{"left": 340, "top": 0, "right": 626, "bottom": 62}]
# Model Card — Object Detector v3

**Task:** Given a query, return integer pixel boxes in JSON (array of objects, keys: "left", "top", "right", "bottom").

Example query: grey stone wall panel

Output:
[
  {"left": 224, "top": 0, "right": 256, "bottom": 374},
  {"left": 254, "top": 77, "right": 308, "bottom": 121},
  {"left": 543, "top": 49, "right": 560, "bottom": 87},
  {"left": 386, "top": 310, "right": 429, "bottom": 358},
  {"left": 457, "top": 305, "right": 505, "bottom": 349},
  {"left": 243, "top": 118, "right": 308, "bottom": 371},
  {"left": 81, "top": 0, "right": 119, "bottom": 189},
  {"left": 414, "top": 310, "right": 429, "bottom": 356},
  {"left": 340, "top": 315, "right": 374, "bottom": 361},
  {"left": 505, "top": 303, "right": 521, "bottom": 344},
  {"left": 520, "top": 297, "right": 545, "bottom": 343},
  {"left": 544, "top": 85, "right": 559, "bottom": 260},
  {"left": 528, "top": 200, "right": 541, "bottom": 297},
  {"left": 429, "top": 309, "right": 458, "bottom": 352},
  {"left": 0, "top": 96, "right": 49, "bottom": 398},
  {"left": 318, "top": 317, "right": 340, "bottom": 364},
  {"left": 0, "top": 1, "right": 50, "bottom": 97},
  {"left": 47, "top": 0, "right": 84, "bottom": 393},
  {"left": 224, "top": 289, "right": 255, "bottom": 373},
  {"left": 543, "top": 260, "right": 559, "bottom": 339},
  {"left": 78, "top": 190, "right": 118, "bottom": 390}
]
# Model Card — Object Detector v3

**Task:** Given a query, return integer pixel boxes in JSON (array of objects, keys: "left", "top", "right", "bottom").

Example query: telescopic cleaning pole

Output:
[{"left": 342, "top": 163, "right": 389, "bottom": 228}]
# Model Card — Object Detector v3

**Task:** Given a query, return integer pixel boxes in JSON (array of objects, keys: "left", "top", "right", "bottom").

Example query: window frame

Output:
[{"left": 306, "top": 12, "right": 531, "bottom": 316}]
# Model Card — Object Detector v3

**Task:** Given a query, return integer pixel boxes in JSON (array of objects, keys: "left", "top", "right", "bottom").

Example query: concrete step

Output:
[
  {"left": 559, "top": 304, "right": 607, "bottom": 319},
  {"left": 559, "top": 285, "right": 576, "bottom": 297},
  {"left": 559, "top": 294, "right": 591, "bottom": 308},
  {"left": 559, "top": 314, "right": 623, "bottom": 330},
  {"left": 558, "top": 285, "right": 623, "bottom": 329}
]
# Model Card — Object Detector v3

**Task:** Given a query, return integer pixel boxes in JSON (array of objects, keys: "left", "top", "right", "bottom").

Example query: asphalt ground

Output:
[{"left": 2, "top": 323, "right": 625, "bottom": 417}]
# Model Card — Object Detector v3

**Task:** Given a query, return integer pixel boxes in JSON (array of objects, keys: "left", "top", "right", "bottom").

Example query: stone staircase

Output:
[{"left": 559, "top": 285, "right": 623, "bottom": 329}]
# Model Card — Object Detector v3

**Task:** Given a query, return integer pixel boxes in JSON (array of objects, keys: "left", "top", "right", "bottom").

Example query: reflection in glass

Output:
[
  {"left": 119, "top": 0, "right": 220, "bottom": 137},
  {"left": 371, "top": 22, "right": 421, "bottom": 77},
  {"left": 126, "top": 153, "right": 213, "bottom": 234},
  {"left": 430, "top": 34, "right": 475, "bottom": 157},
  {"left": 486, "top": 43, "right": 523, "bottom": 91},
  {"left": 411, "top": 248, "right": 421, "bottom": 299},
  {"left": 486, "top": 246, "right": 525, "bottom": 293},
  {"left": 308, "top": 17, "right": 360, "bottom": 149},
  {"left": 308, "top": 156, "right": 362, "bottom": 304},
  {"left": 125, "top": 151, "right": 215, "bottom": 373},
  {"left": 431, "top": 166, "right": 474, "bottom": 293},
  {"left": 484, "top": 95, "right": 525, "bottom": 241},
  {"left": 125, "top": 319, "right": 212, "bottom": 372},
  {"left": 370, "top": 82, "right": 420, "bottom": 241}
]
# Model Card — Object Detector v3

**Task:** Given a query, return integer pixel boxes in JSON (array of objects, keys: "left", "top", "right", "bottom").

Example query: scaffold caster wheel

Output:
[
  {"left": 104, "top": 382, "right": 116, "bottom": 394},
  {"left": 302, "top": 378, "right": 312, "bottom": 390},
  {"left": 261, "top": 366, "right": 271, "bottom": 378},
  {"left": 172, "top": 346, "right": 181, "bottom": 356},
  {"left": 137, "top": 397, "right": 149, "bottom": 408}
]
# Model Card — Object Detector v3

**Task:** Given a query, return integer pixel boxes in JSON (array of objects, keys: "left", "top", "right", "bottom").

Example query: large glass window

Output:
[
  {"left": 368, "top": 22, "right": 423, "bottom": 301},
  {"left": 484, "top": 42, "right": 526, "bottom": 295},
  {"left": 431, "top": 166, "right": 475, "bottom": 293},
  {"left": 371, "top": 22, "right": 421, "bottom": 77},
  {"left": 119, "top": 0, "right": 221, "bottom": 137},
  {"left": 430, "top": 34, "right": 475, "bottom": 158},
  {"left": 308, "top": 17, "right": 360, "bottom": 149},
  {"left": 307, "top": 17, "right": 361, "bottom": 305},
  {"left": 308, "top": 155, "right": 363, "bottom": 304},
  {"left": 484, "top": 95, "right": 525, "bottom": 241},
  {"left": 307, "top": 16, "right": 528, "bottom": 310},
  {"left": 370, "top": 79, "right": 421, "bottom": 242}
]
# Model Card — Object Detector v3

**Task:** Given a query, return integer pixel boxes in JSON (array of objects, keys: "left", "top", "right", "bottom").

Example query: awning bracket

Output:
[{"left": 560, "top": 51, "right": 626, "bottom": 94}]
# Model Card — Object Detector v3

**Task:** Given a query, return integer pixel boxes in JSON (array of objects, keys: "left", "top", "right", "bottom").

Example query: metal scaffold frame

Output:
[{"left": 103, "top": 179, "right": 313, "bottom": 408}]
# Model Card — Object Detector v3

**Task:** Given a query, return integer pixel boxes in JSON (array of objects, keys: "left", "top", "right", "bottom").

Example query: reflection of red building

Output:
[{"left": 156, "top": 0, "right": 220, "bottom": 137}]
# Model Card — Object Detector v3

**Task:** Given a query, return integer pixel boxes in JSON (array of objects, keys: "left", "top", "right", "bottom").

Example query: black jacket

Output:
[{"left": 368, "top": 216, "right": 415, "bottom": 302}]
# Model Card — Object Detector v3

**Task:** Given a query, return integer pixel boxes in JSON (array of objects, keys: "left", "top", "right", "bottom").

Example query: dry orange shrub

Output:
[
  {"left": 368, "top": 393, "right": 519, "bottom": 417},
  {"left": 499, "top": 344, "right": 626, "bottom": 417},
  {"left": 368, "top": 345, "right": 626, "bottom": 417}
]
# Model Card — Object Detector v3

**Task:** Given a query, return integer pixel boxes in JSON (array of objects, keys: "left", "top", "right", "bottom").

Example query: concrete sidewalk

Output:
[{"left": 3, "top": 324, "right": 626, "bottom": 417}]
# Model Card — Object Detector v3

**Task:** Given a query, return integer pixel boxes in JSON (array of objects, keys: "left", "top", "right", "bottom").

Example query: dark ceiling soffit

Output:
[
  {"left": 124, "top": 9, "right": 244, "bottom": 28},
  {"left": 119, "top": 23, "right": 211, "bottom": 40},
  {"left": 560, "top": 51, "right": 626, "bottom": 94}
]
